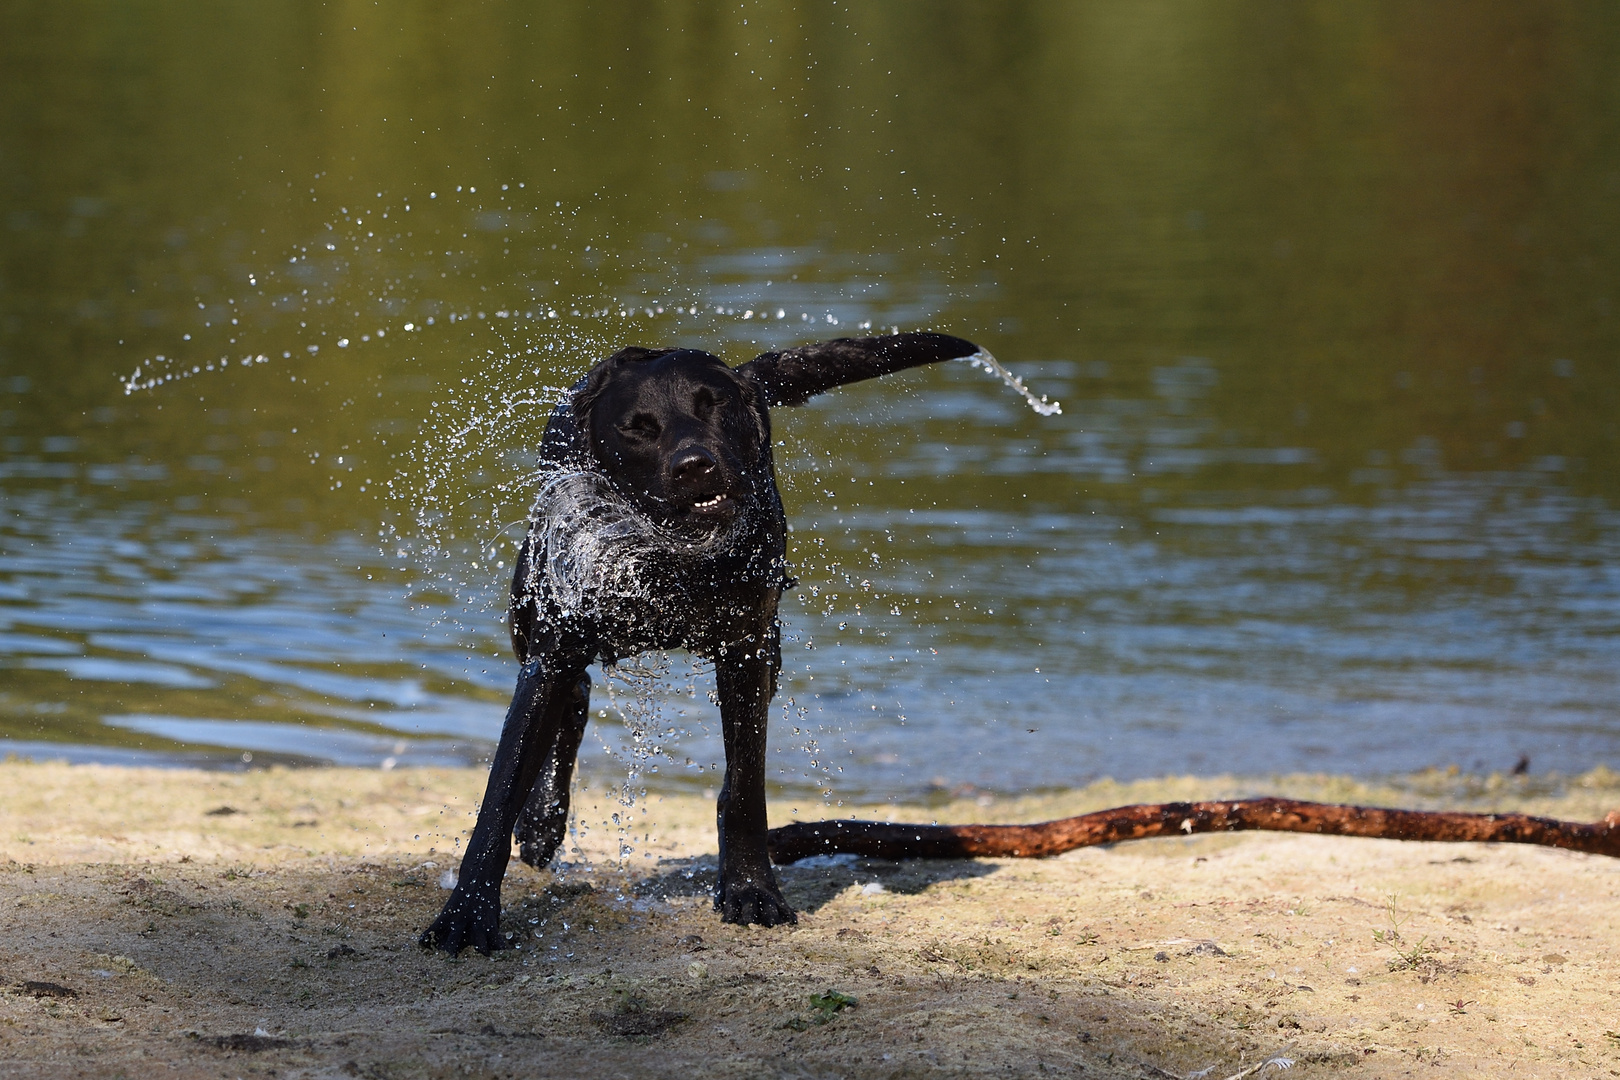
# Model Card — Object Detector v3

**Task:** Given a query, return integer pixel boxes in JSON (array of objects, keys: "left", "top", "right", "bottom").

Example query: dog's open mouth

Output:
[{"left": 687, "top": 492, "right": 735, "bottom": 517}]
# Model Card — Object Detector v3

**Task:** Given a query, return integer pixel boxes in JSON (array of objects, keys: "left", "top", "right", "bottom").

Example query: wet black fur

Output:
[{"left": 420, "top": 331, "right": 980, "bottom": 955}]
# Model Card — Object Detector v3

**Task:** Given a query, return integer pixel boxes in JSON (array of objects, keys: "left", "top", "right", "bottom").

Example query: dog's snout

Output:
[{"left": 671, "top": 445, "right": 718, "bottom": 486}]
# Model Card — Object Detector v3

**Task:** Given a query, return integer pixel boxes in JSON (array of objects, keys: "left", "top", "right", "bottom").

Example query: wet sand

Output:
[{"left": 2, "top": 760, "right": 1618, "bottom": 1078}]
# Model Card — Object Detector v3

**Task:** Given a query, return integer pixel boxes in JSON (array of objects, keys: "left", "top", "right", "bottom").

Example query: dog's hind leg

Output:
[{"left": 514, "top": 670, "right": 591, "bottom": 868}]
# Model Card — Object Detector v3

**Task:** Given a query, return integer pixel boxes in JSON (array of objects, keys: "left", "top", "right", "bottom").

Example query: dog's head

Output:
[{"left": 572, "top": 347, "right": 771, "bottom": 536}]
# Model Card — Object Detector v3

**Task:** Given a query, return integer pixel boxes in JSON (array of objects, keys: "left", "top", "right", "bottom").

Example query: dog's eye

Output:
[
  {"left": 692, "top": 389, "right": 721, "bottom": 418},
  {"left": 619, "top": 414, "right": 661, "bottom": 439}
]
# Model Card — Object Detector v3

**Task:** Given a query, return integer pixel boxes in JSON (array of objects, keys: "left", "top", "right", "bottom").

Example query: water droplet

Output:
[{"left": 958, "top": 349, "right": 1062, "bottom": 416}]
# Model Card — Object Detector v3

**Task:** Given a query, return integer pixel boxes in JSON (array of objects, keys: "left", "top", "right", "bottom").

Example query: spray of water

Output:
[
  {"left": 597, "top": 656, "right": 661, "bottom": 864},
  {"left": 960, "top": 348, "right": 1062, "bottom": 416},
  {"left": 524, "top": 467, "right": 747, "bottom": 619}
]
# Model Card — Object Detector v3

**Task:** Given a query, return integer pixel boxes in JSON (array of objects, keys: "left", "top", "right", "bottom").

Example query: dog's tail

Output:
[{"left": 737, "top": 332, "right": 980, "bottom": 408}]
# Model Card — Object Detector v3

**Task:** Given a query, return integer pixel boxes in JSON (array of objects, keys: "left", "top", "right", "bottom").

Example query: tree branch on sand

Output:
[{"left": 766, "top": 798, "right": 1620, "bottom": 864}]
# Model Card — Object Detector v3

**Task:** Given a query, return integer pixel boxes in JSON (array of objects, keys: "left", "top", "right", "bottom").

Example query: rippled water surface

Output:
[{"left": 3, "top": 3, "right": 1618, "bottom": 799}]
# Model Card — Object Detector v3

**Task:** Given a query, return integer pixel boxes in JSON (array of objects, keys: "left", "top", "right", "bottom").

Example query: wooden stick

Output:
[{"left": 766, "top": 798, "right": 1620, "bottom": 864}]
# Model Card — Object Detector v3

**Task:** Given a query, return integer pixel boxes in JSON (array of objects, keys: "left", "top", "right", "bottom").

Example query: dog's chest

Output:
[
  {"left": 542, "top": 550, "right": 781, "bottom": 664},
  {"left": 517, "top": 472, "right": 786, "bottom": 662}
]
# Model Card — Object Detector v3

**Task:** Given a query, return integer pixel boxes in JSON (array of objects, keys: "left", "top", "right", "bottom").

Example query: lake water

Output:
[{"left": 3, "top": 3, "right": 1618, "bottom": 802}]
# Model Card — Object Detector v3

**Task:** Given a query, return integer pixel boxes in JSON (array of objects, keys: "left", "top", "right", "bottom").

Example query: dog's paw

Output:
[
  {"left": 715, "top": 879, "right": 797, "bottom": 927},
  {"left": 516, "top": 833, "right": 562, "bottom": 869},
  {"left": 418, "top": 887, "right": 506, "bottom": 956},
  {"left": 514, "top": 811, "right": 567, "bottom": 869}
]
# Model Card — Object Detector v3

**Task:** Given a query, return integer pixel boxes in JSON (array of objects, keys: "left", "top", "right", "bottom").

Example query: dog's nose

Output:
[{"left": 671, "top": 445, "right": 717, "bottom": 486}]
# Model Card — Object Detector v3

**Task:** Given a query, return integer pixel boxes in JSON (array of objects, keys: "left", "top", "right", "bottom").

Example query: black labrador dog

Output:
[{"left": 421, "top": 331, "right": 981, "bottom": 955}]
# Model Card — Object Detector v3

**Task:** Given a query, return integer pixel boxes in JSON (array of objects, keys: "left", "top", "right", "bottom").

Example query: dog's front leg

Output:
[
  {"left": 420, "top": 658, "right": 583, "bottom": 955},
  {"left": 713, "top": 642, "right": 796, "bottom": 927}
]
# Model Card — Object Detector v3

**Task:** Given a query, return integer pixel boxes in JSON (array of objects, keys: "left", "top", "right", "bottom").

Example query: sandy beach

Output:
[{"left": 2, "top": 760, "right": 1618, "bottom": 1079}]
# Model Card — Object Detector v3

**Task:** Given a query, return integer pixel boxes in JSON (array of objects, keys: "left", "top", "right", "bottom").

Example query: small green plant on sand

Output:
[
  {"left": 810, "top": 990, "right": 858, "bottom": 1017},
  {"left": 781, "top": 990, "right": 858, "bottom": 1031},
  {"left": 1373, "top": 892, "right": 1433, "bottom": 971}
]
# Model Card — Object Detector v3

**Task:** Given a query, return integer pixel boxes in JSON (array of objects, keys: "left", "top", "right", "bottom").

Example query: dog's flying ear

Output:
[{"left": 735, "top": 332, "right": 981, "bottom": 408}]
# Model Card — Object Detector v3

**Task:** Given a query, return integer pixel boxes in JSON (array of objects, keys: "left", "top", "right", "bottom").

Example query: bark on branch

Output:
[{"left": 766, "top": 798, "right": 1620, "bottom": 864}]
